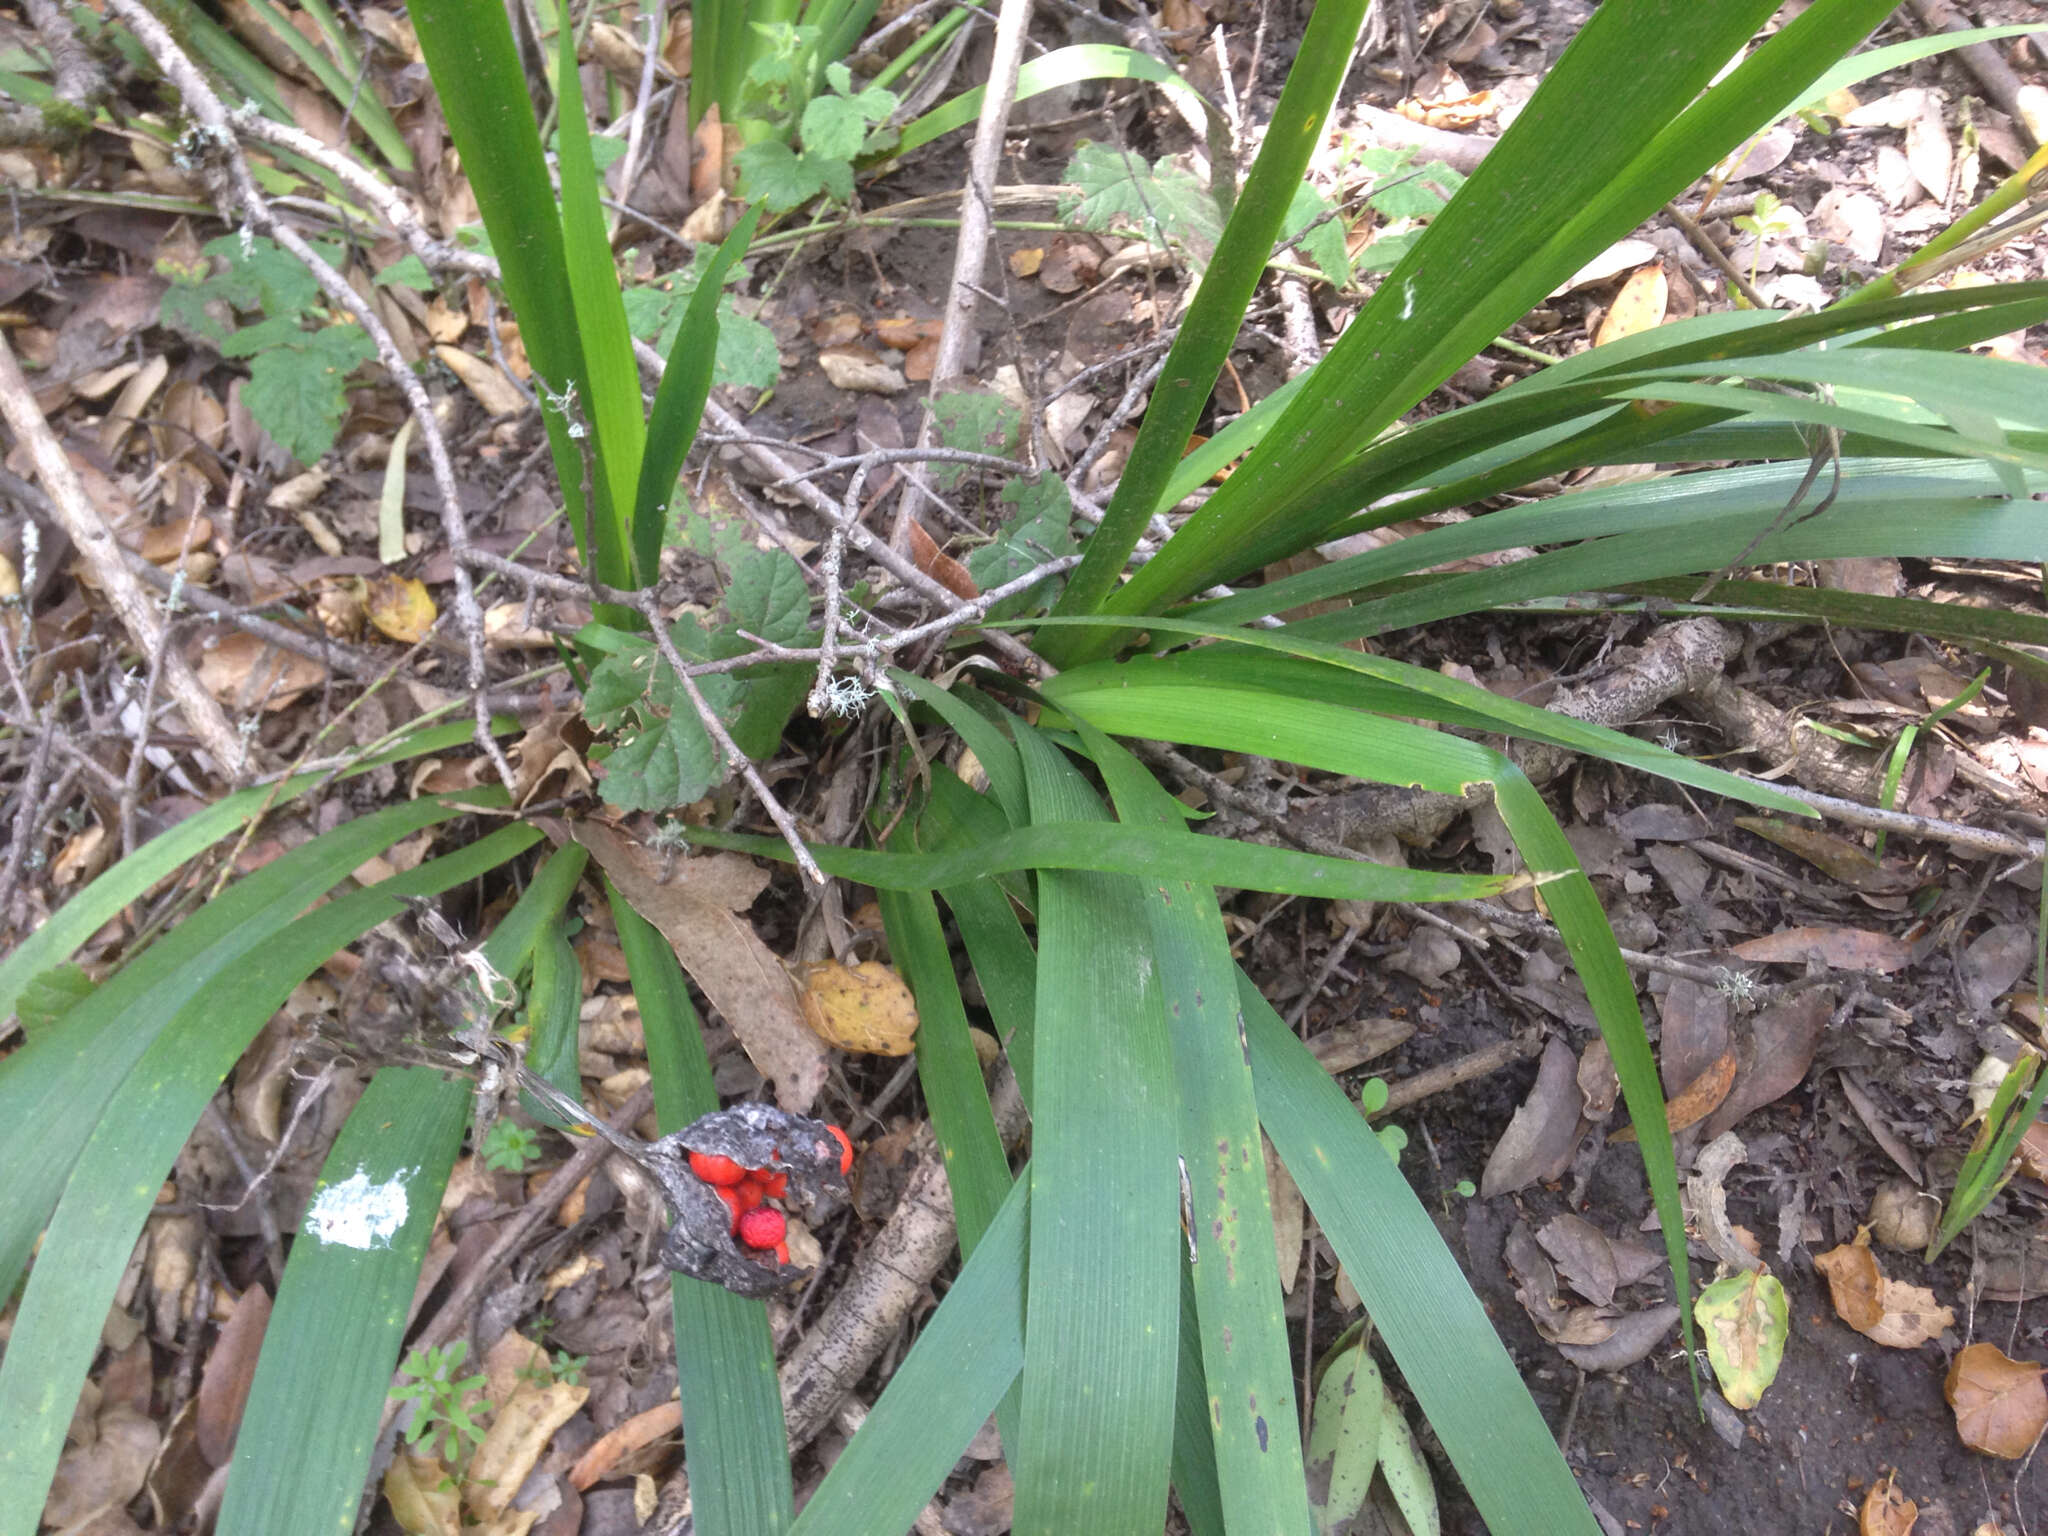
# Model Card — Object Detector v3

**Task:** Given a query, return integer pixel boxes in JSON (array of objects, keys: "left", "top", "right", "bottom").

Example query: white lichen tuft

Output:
[{"left": 304, "top": 1167, "right": 414, "bottom": 1250}]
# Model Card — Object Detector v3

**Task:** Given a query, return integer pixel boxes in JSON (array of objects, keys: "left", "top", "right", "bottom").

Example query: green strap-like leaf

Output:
[
  {"left": 1241, "top": 978, "right": 1601, "bottom": 1536},
  {"left": 0, "top": 824, "right": 538, "bottom": 1532},
  {"left": 610, "top": 881, "right": 794, "bottom": 1536},
  {"left": 1011, "top": 725, "right": 1180, "bottom": 1536},
  {"left": 0, "top": 719, "right": 493, "bottom": 1025},
  {"left": 635, "top": 203, "right": 764, "bottom": 582},
  {"left": 786, "top": 1180, "right": 1030, "bottom": 1536},
  {"left": 1048, "top": 0, "right": 1370, "bottom": 649},
  {"left": 1080, "top": 720, "right": 1313, "bottom": 1536},
  {"left": 0, "top": 788, "right": 509, "bottom": 1306},
  {"left": 681, "top": 818, "right": 1523, "bottom": 904},
  {"left": 216, "top": 1068, "right": 470, "bottom": 1536}
]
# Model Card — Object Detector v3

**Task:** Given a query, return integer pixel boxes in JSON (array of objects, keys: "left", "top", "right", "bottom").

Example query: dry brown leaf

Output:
[
  {"left": 874, "top": 314, "right": 942, "bottom": 349},
  {"left": 463, "top": 1379, "right": 587, "bottom": 1521},
  {"left": 1733, "top": 817, "right": 1917, "bottom": 893},
  {"left": 1594, "top": 263, "right": 1668, "bottom": 346},
  {"left": 434, "top": 344, "right": 527, "bottom": 417},
  {"left": 195, "top": 1283, "right": 270, "bottom": 1466},
  {"left": 383, "top": 1451, "right": 460, "bottom": 1536},
  {"left": 1904, "top": 94, "right": 1953, "bottom": 205},
  {"left": 1814, "top": 1231, "right": 1954, "bottom": 1347},
  {"left": 1266, "top": 1135, "right": 1304, "bottom": 1294},
  {"left": 1860, "top": 1470, "right": 1917, "bottom": 1536},
  {"left": 1703, "top": 988, "right": 1834, "bottom": 1139},
  {"left": 573, "top": 821, "right": 830, "bottom": 1110},
  {"left": 1479, "top": 1034, "right": 1585, "bottom": 1196},
  {"left": 1729, "top": 925, "right": 1914, "bottom": 974},
  {"left": 908, "top": 520, "right": 977, "bottom": 602},
  {"left": 903, "top": 336, "right": 939, "bottom": 382},
  {"left": 365, "top": 573, "right": 437, "bottom": 643},
  {"left": 1945, "top": 1342, "right": 2048, "bottom": 1458},
  {"left": 569, "top": 1400, "right": 682, "bottom": 1489},
  {"left": 799, "top": 958, "right": 920, "bottom": 1056},
  {"left": 42, "top": 1406, "right": 161, "bottom": 1528},
  {"left": 1664, "top": 1049, "right": 1737, "bottom": 1132},
  {"left": 195, "top": 631, "right": 328, "bottom": 710},
  {"left": 1306, "top": 1017, "right": 1412, "bottom": 1074}
]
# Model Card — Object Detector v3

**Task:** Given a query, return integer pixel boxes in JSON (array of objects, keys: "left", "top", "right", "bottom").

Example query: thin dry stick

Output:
[
  {"left": 632, "top": 590, "right": 826, "bottom": 885},
  {"left": 887, "top": 0, "right": 1037, "bottom": 554},
  {"left": 0, "top": 332, "right": 249, "bottom": 777}
]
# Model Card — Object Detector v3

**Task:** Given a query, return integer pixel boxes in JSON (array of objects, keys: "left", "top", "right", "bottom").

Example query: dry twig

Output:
[{"left": 0, "top": 332, "right": 249, "bottom": 777}]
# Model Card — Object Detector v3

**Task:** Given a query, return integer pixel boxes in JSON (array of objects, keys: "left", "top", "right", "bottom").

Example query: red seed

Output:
[
  {"left": 737, "top": 1207, "right": 786, "bottom": 1251},
  {"left": 826, "top": 1125, "right": 854, "bottom": 1175},
  {"left": 757, "top": 1170, "right": 788, "bottom": 1200},
  {"left": 714, "top": 1186, "right": 745, "bottom": 1230},
  {"left": 773, "top": 1240, "right": 791, "bottom": 1267},
  {"left": 733, "top": 1180, "right": 764, "bottom": 1214},
  {"left": 689, "top": 1151, "right": 747, "bottom": 1187}
]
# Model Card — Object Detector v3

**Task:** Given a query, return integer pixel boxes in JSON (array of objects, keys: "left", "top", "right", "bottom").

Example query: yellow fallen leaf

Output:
[
  {"left": 462, "top": 1379, "right": 588, "bottom": 1521},
  {"left": 799, "top": 958, "right": 920, "bottom": 1055},
  {"left": 1008, "top": 247, "right": 1045, "bottom": 277},
  {"left": 1595, "top": 262, "right": 1668, "bottom": 346},
  {"left": 365, "top": 573, "right": 437, "bottom": 643},
  {"left": 383, "top": 1451, "right": 460, "bottom": 1536}
]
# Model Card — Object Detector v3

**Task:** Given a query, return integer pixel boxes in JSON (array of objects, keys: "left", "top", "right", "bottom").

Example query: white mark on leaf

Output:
[
  {"left": 304, "top": 1166, "right": 413, "bottom": 1250},
  {"left": 1398, "top": 277, "right": 1417, "bottom": 321}
]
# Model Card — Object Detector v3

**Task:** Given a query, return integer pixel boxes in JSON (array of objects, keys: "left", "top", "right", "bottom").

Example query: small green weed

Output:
[
  {"left": 389, "top": 1341, "right": 491, "bottom": 1466},
  {"left": 479, "top": 1119, "right": 542, "bottom": 1173},
  {"left": 158, "top": 232, "right": 379, "bottom": 466},
  {"left": 735, "top": 50, "right": 898, "bottom": 213}
]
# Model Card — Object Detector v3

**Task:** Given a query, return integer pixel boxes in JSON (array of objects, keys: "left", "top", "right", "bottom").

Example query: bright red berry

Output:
[
  {"left": 826, "top": 1125, "right": 854, "bottom": 1174},
  {"left": 737, "top": 1207, "right": 785, "bottom": 1251},
  {"left": 689, "top": 1151, "right": 746, "bottom": 1187},
  {"left": 733, "top": 1176, "right": 765, "bottom": 1213},
  {"left": 756, "top": 1170, "right": 788, "bottom": 1200},
  {"left": 714, "top": 1186, "right": 745, "bottom": 1230},
  {"left": 773, "top": 1240, "right": 791, "bottom": 1267}
]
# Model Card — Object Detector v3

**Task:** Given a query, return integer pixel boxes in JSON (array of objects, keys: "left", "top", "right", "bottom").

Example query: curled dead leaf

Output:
[
  {"left": 1945, "top": 1342, "right": 2048, "bottom": 1459},
  {"left": 573, "top": 821, "right": 830, "bottom": 1110},
  {"left": 1815, "top": 1231, "right": 1954, "bottom": 1348},
  {"left": 799, "top": 958, "right": 920, "bottom": 1056}
]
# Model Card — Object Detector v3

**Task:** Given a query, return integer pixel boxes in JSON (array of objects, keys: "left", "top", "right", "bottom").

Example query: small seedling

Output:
[
  {"left": 390, "top": 1341, "right": 491, "bottom": 1466},
  {"left": 480, "top": 1119, "right": 542, "bottom": 1173},
  {"left": 1927, "top": 1046, "right": 2048, "bottom": 1261},
  {"left": 1732, "top": 191, "right": 1799, "bottom": 293}
]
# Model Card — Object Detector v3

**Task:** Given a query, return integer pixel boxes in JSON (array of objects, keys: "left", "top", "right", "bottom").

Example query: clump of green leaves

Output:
[
  {"left": 735, "top": 47, "right": 898, "bottom": 213},
  {"left": 580, "top": 529, "right": 815, "bottom": 813},
  {"left": 159, "top": 232, "right": 378, "bottom": 465},
  {"left": 389, "top": 1341, "right": 491, "bottom": 1466}
]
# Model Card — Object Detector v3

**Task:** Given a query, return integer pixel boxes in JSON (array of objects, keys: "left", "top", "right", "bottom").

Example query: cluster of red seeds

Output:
[{"left": 687, "top": 1125, "right": 854, "bottom": 1267}]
